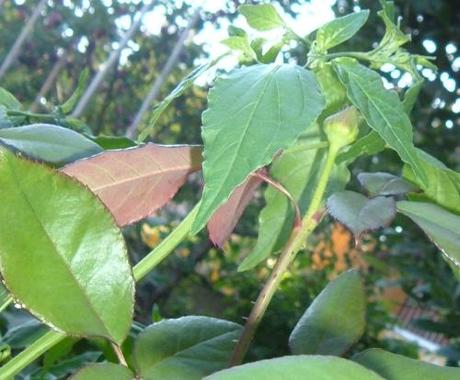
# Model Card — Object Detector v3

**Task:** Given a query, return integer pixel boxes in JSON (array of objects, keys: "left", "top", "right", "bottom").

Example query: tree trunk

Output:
[
  {"left": 30, "top": 52, "right": 67, "bottom": 112},
  {"left": 0, "top": 0, "right": 47, "bottom": 79},
  {"left": 125, "top": 9, "right": 201, "bottom": 139},
  {"left": 71, "top": 1, "right": 155, "bottom": 118}
]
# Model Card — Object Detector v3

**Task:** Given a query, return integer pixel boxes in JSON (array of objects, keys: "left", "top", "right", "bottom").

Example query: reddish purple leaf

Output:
[
  {"left": 62, "top": 144, "right": 202, "bottom": 226},
  {"left": 208, "top": 173, "right": 264, "bottom": 248}
]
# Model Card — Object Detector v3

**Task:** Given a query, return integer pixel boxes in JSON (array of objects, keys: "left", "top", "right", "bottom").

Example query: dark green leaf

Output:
[
  {"left": 0, "top": 87, "right": 21, "bottom": 110},
  {"left": 239, "top": 4, "right": 285, "bottom": 31},
  {"left": 205, "top": 355, "right": 384, "bottom": 379},
  {"left": 228, "top": 25, "right": 247, "bottom": 37},
  {"left": 0, "top": 148, "right": 134, "bottom": 344},
  {"left": 37, "top": 351, "right": 101, "bottom": 379},
  {"left": 0, "top": 124, "right": 103, "bottom": 165},
  {"left": 134, "top": 316, "right": 242, "bottom": 380},
  {"left": 334, "top": 58, "right": 427, "bottom": 186},
  {"left": 353, "top": 348, "right": 460, "bottom": 380},
  {"left": 337, "top": 131, "right": 386, "bottom": 164},
  {"left": 71, "top": 363, "right": 133, "bottom": 380},
  {"left": 402, "top": 80, "right": 423, "bottom": 115},
  {"left": 327, "top": 190, "right": 396, "bottom": 238},
  {"left": 60, "top": 69, "right": 90, "bottom": 115},
  {"left": 192, "top": 64, "right": 325, "bottom": 233},
  {"left": 289, "top": 270, "right": 366, "bottom": 355},
  {"left": 316, "top": 11, "right": 369, "bottom": 51},
  {"left": 1, "top": 319, "right": 48, "bottom": 349},
  {"left": 139, "top": 63, "right": 212, "bottom": 141},
  {"left": 397, "top": 201, "right": 460, "bottom": 272},
  {"left": 358, "top": 172, "right": 418, "bottom": 196},
  {"left": 91, "top": 135, "right": 137, "bottom": 150}
]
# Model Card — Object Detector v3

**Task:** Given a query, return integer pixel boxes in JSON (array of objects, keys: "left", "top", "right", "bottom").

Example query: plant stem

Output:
[
  {"left": 133, "top": 203, "right": 199, "bottom": 282},
  {"left": 111, "top": 342, "right": 128, "bottom": 367},
  {"left": 229, "top": 144, "right": 339, "bottom": 366},
  {"left": 0, "top": 330, "right": 65, "bottom": 379},
  {"left": 0, "top": 296, "right": 13, "bottom": 313},
  {"left": 0, "top": 203, "right": 199, "bottom": 378}
]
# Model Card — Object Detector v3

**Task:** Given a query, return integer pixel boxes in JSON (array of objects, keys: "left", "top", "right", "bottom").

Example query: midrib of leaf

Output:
[
  {"left": 6, "top": 156, "right": 111, "bottom": 337},
  {"left": 202, "top": 65, "right": 280, "bottom": 214},
  {"left": 345, "top": 69, "right": 426, "bottom": 185}
]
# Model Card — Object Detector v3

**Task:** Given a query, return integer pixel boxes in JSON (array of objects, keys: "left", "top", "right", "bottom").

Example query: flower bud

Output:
[{"left": 323, "top": 106, "right": 360, "bottom": 150}]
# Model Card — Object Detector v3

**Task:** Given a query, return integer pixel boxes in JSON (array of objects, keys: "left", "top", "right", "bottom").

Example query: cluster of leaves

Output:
[{"left": 0, "top": 1, "right": 459, "bottom": 379}]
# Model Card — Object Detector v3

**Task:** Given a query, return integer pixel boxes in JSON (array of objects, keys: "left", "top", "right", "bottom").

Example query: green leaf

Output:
[
  {"left": 353, "top": 348, "right": 460, "bottom": 380},
  {"left": 316, "top": 10, "right": 370, "bottom": 52},
  {"left": 60, "top": 69, "right": 90, "bottom": 115},
  {"left": 374, "top": 1, "right": 410, "bottom": 53},
  {"left": 239, "top": 4, "right": 285, "bottom": 31},
  {"left": 134, "top": 316, "right": 242, "bottom": 380},
  {"left": 192, "top": 64, "right": 325, "bottom": 234},
  {"left": 337, "top": 131, "right": 386, "bottom": 164},
  {"left": 251, "top": 38, "right": 283, "bottom": 64},
  {"left": 228, "top": 25, "right": 247, "bottom": 37},
  {"left": 139, "top": 63, "right": 212, "bottom": 141},
  {"left": 0, "top": 124, "right": 103, "bottom": 165},
  {"left": 402, "top": 80, "right": 423, "bottom": 115},
  {"left": 0, "top": 148, "right": 134, "bottom": 344},
  {"left": 71, "top": 363, "right": 134, "bottom": 380},
  {"left": 358, "top": 172, "right": 418, "bottom": 196},
  {"left": 397, "top": 201, "right": 460, "bottom": 272},
  {"left": 0, "top": 87, "right": 21, "bottom": 110},
  {"left": 334, "top": 58, "right": 427, "bottom": 186},
  {"left": 205, "top": 355, "right": 384, "bottom": 379},
  {"left": 314, "top": 63, "right": 347, "bottom": 118},
  {"left": 1, "top": 318, "right": 48, "bottom": 349},
  {"left": 289, "top": 270, "right": 366, "bottom": 356},
  {"left": 327, "top": 190, "right": 396, "bottom": 238},
  {"left": 238, "top": 137, "right": 324, "bottom": 272},
  {"left": 91, "top": 135, "right": 137, "bottom": 150},
  {"left": 222, "top": 36, "right": 256, "bottom": 61}
]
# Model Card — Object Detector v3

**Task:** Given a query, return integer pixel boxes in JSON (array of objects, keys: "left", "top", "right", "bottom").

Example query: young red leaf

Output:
[
  {"left": 62, "top": 144, "right": 202, "bottom": 226},
  {"left": 208, "top": 172, "right": 264, "bottom": 248}
]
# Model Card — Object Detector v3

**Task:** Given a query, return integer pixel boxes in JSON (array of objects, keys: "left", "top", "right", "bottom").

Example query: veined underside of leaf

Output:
[
  {"left": 62, "top": 144, "right": 202, "bottom": 226},
  {"left": 208, "top": 170, "right": 264, "bottom": 247}
]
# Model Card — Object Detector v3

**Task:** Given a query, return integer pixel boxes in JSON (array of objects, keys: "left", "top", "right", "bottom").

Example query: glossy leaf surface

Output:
[
  {"left": 316, "top": 11, "right": 369, "bottom": 51},
  {"left": 239, "top": 4, "right": 285, "bottom": 31},
  {"left": 327, "top": 191, "right": 396, "bottom": 238},
  {"left": 192, "top": 64, "right": 324, "bottom": 233},
  {"left": 397, "top": 201, "right": 460, "bottom": 271},
  {"left": 71, "top": 363, "right": 134, "bottom": 380},
  {"left": 354, "top": 349, "right": 460, "bottom": 380},
  {"left": 205, "top": 355, "right": 384, "bottom": 380},
  {"left": 358, "top": 172, "right": 418, "bottom": 196},
  {"left": 289, "top": 270, "right": 366, "bottom": 355},
  {"left": 208, "top": 173, "right": 263, "bottom": 248},
  {"left": 0, "top": 148, "right": 134, "bottom": 344},
  {"left": 0, "top": 124, "right": 102, "bottom": 165},
  {"left": 62, "top": 144, "right": 202, "bottom": 226},
  {"left": 334, "top": 58, "right": 426, "bottom": 186},
  {"left": 134, "top": 316, "right": 242, "bottom": 380}
]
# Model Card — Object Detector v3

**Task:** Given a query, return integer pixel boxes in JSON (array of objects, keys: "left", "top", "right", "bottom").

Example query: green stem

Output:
[
  {"left": 229, "top": 144, "right": 339, "bottom": 366},
  {"left": 0, "top": 296, "right": 13, "bottom": 313},
  {"left": 133, "top": 204, "right": 198, "bottom": 282},
  {"left": 0, "top": 330, "right": 66, "bottom": 379},
  {"left": 0, "top": 204, "right": 199, "bottom": 378}
]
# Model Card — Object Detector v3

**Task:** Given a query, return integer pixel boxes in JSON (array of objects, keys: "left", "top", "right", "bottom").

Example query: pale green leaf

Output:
[
  {"left": 0, "top": 87, "right": 21, "bottom": 110},
  {"left": 239, "top": 4, "right": 285, "bottom": 31},
  {"left": 316, "top": 10, "right": 369, "bottom": 51},
  {"left": 397, "top": 201, "right": 460, "bottom": 272},
  {"left": 71, "top": 363, "right": 134, "bottom": 380},
  {"left": 354, "top": 348, "right": 460, "bottom": 380},
  {"left": 134, "top": 316, "right": 242, "bottom": 380},
  {"left": 139, "top": 63, "right": 212, "bottom": 141},
  {"left": 358, "top": 172, "right": 418, "bottom": 196},
  {"left": 327, "top": 191, "right": 396, "bottom": 238},
  {"left": 60, "top": 69, "right": 90, "bottom": 115},
  {"left": 314, "top": 63, "right": 347, "bottom": 118},
  {"left": 289, "top": 270, "right": 366, "bottom": 355},
  {"left": 0, "top": 124, "right": 103, "bottom": 165},
  {"left": 0, "top": 148, "right": 134, "bottom": 344},
  {"left": 334, "top": 58, "right": 427, "bottom": 186},
  {"left": 192, "top": 64, "right": 325, "bottom": 233},
  {"left": 222, "top": 36, "right": 256, "bottom": 60},
  {"left": 205, "top": 355, "right": 384, "bottom": 380}
]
